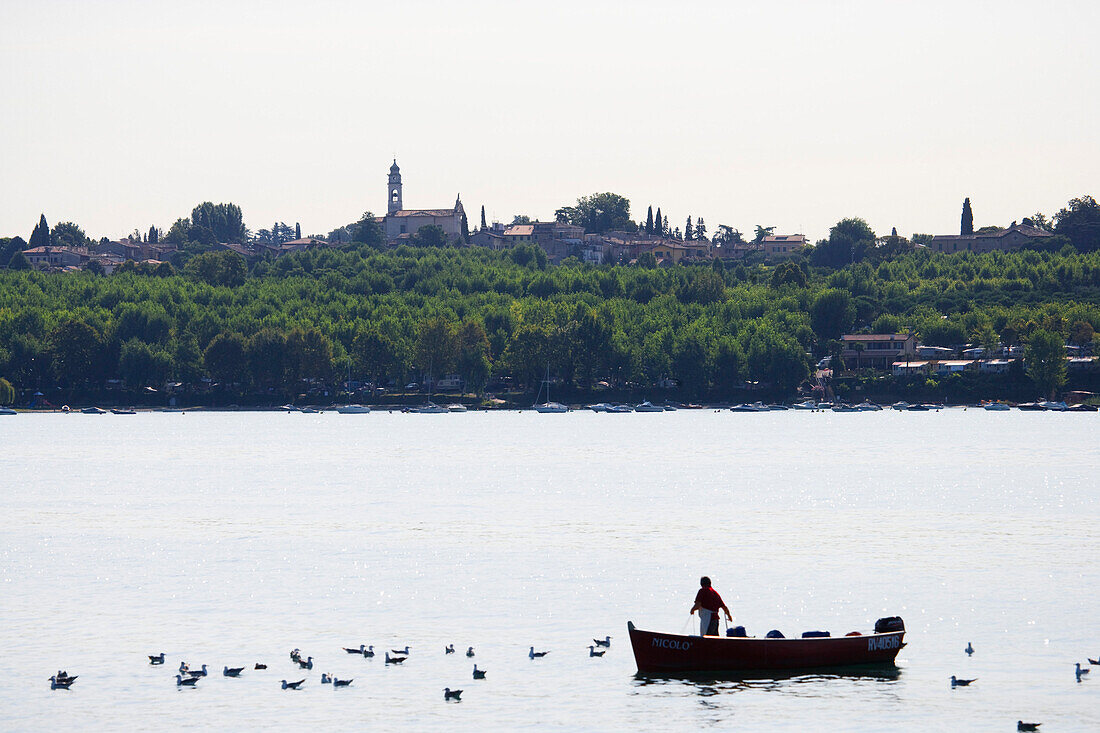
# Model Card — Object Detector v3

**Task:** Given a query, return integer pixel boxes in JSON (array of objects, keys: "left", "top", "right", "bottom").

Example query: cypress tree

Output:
[
  {"left": 685, "top": 216, "right": 693, "bottom": 240},
  {"left": 29, "top": 214, "right": 50, "bottom": 250},
  {"left": 662, "top": 215, "right": 668, "bottom": 235},
  {"left": 480, "top": 205, "right": 487, "bottom": 230},
  {"left": 655, "top": 208, "right": 663, "bottom": 236},
  {"left": 695, "top": 217, "right": 706, "bottom": 241},
  {"left": 295, "top": 222, "right": 301, "bottom": 239},
  {"left": 961, "top": 198, "right": 974, "bottom": 235},
  {"left": 646, "top": 206, "right": 654, "bottom": 235},
  {"left": 148, "top": 225, "right": 158, "bottom": 244}
]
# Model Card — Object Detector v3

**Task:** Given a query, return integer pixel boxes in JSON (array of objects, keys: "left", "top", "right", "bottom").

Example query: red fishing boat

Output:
[{"left": 628, "top": 618, "right": 905, "bottom": 675}]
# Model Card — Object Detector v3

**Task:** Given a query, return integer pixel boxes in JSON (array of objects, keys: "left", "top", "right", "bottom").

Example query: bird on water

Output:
[
  {"left": 282, "top": 679, "right": 305, "bottom": 690},
  {"left": 385, "top": 652, "right": 406, "bottom": 664},
  {"left": 594, "top": 636, "right": 612, "bottom": 648},
  {"left": 175, "top": 675, "right": 198, "bottom": 687},
  {"left": 223, "top": 666, "right": 244, "bottom": 677},
  {"left": 444, "top": 687, "right": 463, "bottom": 701},
  {"left": 333, "top": 677, "right": 353, "bottom": 688},
  {"left": 344, "top": 644, "right": 365, "bottom": 655},
  {"left": 951, "top": 676, "right": 976, "bottom": 687},
  {"left": 1018, "top": 722, "right": 1041, "bottom": 732},
  {"left": 49, "top": 676, "right": 75, "bottom": 690},
  {"left": 187, "top": 664, "right": 208, "bottom": 678},
  {"left": 254, "top": 663, "right": 267, "bottom": 670},
  {"left": 297, "top": 656, "right": 313, "bottom": 670},
  {"left": 965, "top": 642, "right": 974, "bottom": 656},
  {"left": 473, "top": 664, "right": 486, "bottom": 679},
  {"left": 529, "top": 647, "right": 549, "bottom": 658},
  {"left": 148, "top": 653, "right": 165, "bottom": 665},
  {"left": 1076, "top": 662, "right": 1090, "bottom": 681},
  {"left": 445, "top": 644, "right": 455, "bottom": 654},
  {"left": 466, "top": 647, "right": 475, "bottom": 657},
  {"left": 391, "top": 646, "right": 411, "bottom": 655},
  {"left": 588, "top": 646, "right": 606, "bottom": 657},
  {"left": 363, "top": 646, "right": 375, "bottom": 658}
]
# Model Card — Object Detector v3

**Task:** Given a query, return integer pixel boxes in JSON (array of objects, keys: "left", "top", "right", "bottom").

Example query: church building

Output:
[{"left": 379, "top": 160, "right": 467, "bottom": 243}]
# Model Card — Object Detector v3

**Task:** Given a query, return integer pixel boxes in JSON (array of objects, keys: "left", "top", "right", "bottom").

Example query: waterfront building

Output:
[{"left": 841, "top": 333, "right": 918, "bottom": 370}]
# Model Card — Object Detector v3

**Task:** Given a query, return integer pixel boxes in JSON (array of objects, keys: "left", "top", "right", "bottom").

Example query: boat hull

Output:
[{"left": 628, "top": 622, "right": 904, "bottom": 675}]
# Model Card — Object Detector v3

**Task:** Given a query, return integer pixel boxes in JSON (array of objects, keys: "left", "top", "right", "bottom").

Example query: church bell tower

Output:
[{"left": 387, "top": 159, "right": 403, "bottom": 214}]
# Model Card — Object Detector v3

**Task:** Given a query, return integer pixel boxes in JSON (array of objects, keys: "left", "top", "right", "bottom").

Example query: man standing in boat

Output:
[{"left": 690, "top": 576, "right": 732, "bottom": 636}]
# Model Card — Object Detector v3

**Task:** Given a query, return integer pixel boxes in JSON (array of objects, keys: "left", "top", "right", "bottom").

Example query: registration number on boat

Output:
[{"left": 868, "top": 634, "right": 901, "bottom": 651}]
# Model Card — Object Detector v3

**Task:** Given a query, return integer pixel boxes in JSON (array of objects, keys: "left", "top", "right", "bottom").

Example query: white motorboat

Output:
[
  {"left": 1039, "top": 400, "right": 1067, "bottom": 411},
  {"left": 81, "top": 406, "right": 106, "bottom": 414},
  {"left": 446, "top": 403, "right": 468, "bottom": 412},
  {"left": 587, "top": 403, "right": 613, "bottom": 412},
  {"left": 730, "top": 402, "right": 769, "bottom": 412},
  {"left": 634, "top": 401, "right": 665, "bottom": 412},
  {"left": 298, "top": 407, "right": 321, "bottom": 414},
  {"left": 854, "top": 401, "right": 883, "bottom": 411},
  {"left": 982, "top": 402, "right": 1010, "bottom": 411},
  {"left": 413, "top": 402, "right": 449, "bottom": 414},
  {"left": 0, "top": 406, "right": 16, "bottom": 415},
  {"left": 607, "top": 404, "right": 633, "bottom": 413},
  {"left": 831, "top": 403, "right": 860, "bottom": 412},
  {"left": 279, "top": 404, "right": 298, "bottom": 412},
  {"left": 335, "top": 404, "right": 371, "bottom": 414},
  {"left": 662, "top": 404, "right": 678, "bottom": 411},
  {"left": 890, "top": 401, "right": 910, "bottom": 410},
  {"left": 791, "top": 401, "right": 817, "bottom": 410}
]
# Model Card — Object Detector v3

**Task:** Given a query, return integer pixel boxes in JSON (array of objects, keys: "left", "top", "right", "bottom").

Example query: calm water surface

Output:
[{"left": 1, "top": 410, "right": 1098, "bottom": 731}]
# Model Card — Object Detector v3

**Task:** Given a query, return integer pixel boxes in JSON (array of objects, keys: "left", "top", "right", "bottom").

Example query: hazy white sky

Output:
[{"left": 2, "top": 0, "right": 1097, "bottom": 243}]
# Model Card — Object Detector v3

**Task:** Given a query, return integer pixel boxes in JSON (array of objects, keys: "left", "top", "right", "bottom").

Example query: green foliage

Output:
[
  {"left": 191, "top": 202, "right": 246, "bottom": 243},
  {"left": 29, "top": 214, "right": 50, "bottom": 250},
  {"left": 52, "top": 222, "right": 89, "bottom": 249},
  {"left": 810, "top": 289, "right": 855, "bottom": 341},
  {"left": 556, "top": 192, "right": 636, "bottom": 234},
  {"left": 811, "top": 218, "right": 876, "bottom": 267},
  {"left": 1055, "top": 195, "right": 1100, "bottom": 252},
  {"left": 7, "top": 251, "right": 30, "bottom": 270},
  {"left": 183, "top": 251, "right": 247, "bottom": 287},
  {"left": 1024, "top": 329, "right": 1067, "bottom": 399},
  {"left": 412, "top": 224, "right": 447, "bottom": 248},
  {"left": 961, "top": 198, "right": 974, "bottom": 236},
  {"left": 0, "top": 376, "right": 14, "bottom": 404},
  {"left": 771, "top": 261, "right": 807, "bottom": 288},
  {"left": 204, "top": 333, "right": 247, "bottom": 384}
]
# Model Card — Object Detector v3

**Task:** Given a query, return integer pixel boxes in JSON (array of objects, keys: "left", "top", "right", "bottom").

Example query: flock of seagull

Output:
[
  {"left": 952, "top": 642, "right": 1099, "bottom": 731},
  {"left": 49, "top": 636, "right": 615, "bottom": 702}
]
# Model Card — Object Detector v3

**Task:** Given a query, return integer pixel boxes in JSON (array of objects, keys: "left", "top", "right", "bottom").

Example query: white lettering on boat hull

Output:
[
  {"left": 868, "top": 634, "right": 901, "bottom": 651},
  {"left": 652, "top": 638, "right": 693, "bottom": 651}
]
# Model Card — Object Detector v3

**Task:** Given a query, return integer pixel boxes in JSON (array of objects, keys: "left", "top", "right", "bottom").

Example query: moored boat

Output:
[
  {"left": 335, "top": 404, "right": 371, "bottom": 414},
  {"left": 982, "top": 402, "right": 1010, "bottom": 411},
  {"left": 110, "top": 408, "right": 137, "bottom": 415},
  {"left": 634, "top": 401, "right": 665, "bottom": 412},
  {"left": 627, "top": 618, "right": 905, "bottom": 675},
  {"left": 791, "top": 400, "right": 817, "bottom": 410},
  {"left": 0, "top": 406, "right": 16, "bottom": 415},
  {"left": 446, "top": 403, "right": 468, "bottom": 412},
  {"left": 81, "top": 406, "right": 106, "bottom": 414}
]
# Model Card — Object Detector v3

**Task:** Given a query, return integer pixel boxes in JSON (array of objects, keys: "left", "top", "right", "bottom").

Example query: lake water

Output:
[{"left": 1, "top": 410, "right": 1098, "bottom": 731}]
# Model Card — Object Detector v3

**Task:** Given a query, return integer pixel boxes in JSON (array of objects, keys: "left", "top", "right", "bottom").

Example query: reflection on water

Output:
[{"left": 633, "top": 664, "right": 902, "bottom": 694}]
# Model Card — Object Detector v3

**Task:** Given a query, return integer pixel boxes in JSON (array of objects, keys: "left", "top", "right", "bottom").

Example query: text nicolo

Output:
[
  {"left": 652, "top": 638, "right": 692, "bottom": 651},
  {"left": 868, "top": 635, "right": 901, "bottom": 651}
]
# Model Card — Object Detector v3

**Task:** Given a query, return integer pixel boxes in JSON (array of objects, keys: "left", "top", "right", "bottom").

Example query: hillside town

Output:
[{"left": 3, "top": 162, "right": 1061, "bottom": 274}]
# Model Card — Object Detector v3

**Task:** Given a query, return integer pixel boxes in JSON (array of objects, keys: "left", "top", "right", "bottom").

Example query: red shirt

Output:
[{"left": 694, "top": 586, "right": 725, "bottom": 613}]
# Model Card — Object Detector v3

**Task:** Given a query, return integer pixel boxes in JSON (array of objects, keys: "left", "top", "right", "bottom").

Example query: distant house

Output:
[
  {"left": 502, "top": 224, "right": 535, "bottom": 245},
  {"left": 917, "top": 345, "right": 955, "bottom": 359},
  {"left": 978, "top": 359, "right": 1015, "bottom": 374},
  {"left": 892, "top": 360, "right": 931, "bottom": 376},
  {"left": 762, "top": 234, "right": 808, "bottom": 258},
  {"left": 933, "top": 360, "right": 975, "bottom": 374},
  {"left": 929, "top": 222, "right": 1054, "bottom": 254},
  {"left": 841, "top": 333, "right": 917, "bottom": 370},
  {"left": 22, "top": 246, "right": 87, "bottom": 269},
  {"left": 467, "top": 229, "right": 506, "bottom": 250}
]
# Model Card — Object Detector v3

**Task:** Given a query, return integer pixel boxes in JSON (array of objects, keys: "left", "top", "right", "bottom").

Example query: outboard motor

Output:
[{"left": 874, "top": 616, "right": 905, "bottom": 633}]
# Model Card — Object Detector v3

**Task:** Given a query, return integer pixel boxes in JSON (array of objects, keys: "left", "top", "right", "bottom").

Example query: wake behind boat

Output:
[{"left": 627, "top": 617, "right": 905, "bottom": 675}]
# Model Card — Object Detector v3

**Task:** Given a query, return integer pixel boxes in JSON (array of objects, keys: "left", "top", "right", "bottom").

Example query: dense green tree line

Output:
[{"left": 1, "top": 242, "right": 1099, "bottom": 403}]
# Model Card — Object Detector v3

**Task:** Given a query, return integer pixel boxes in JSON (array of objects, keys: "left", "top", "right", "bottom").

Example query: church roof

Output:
[{"left": 389, "top": 208, "right": 457, "bottom": 218}]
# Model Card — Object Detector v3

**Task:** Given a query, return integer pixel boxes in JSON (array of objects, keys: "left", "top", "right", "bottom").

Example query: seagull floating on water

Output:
[
  {"left": 49, "top": 676, "right": 74, "bottom": 690},
  {"left": 55, "top": 671, "right": 77, "bottom": 684},
  {"left": 333, "top": 677, "right": 353, "bottom": 688},
  {"left": 223, "top": 666, "right": 244, "bottom": 677},
  {"left": 466, "top": 647, "right": 475, "bottom": 657},
  {"left": 965, "top": 642, "right": 974, "bottom": 656},
  {"left": 1018, "top": 722, "right": 1041, "bottom": 732},
  {"left": 179, "top": 662, "right": 189, "bottom": 674},
  {"left": 344, "top": 644, "right": 365, "bottom": 655},
  {"left": 446, "top": 644, "right": 455, "bottom": 654},
  {"left": 951, "top": 676, "right": 976, "bottom": 687},
  {"left": 289, "top": 649, "right": 301, "bottom": 663},
  {"left": 282, "top": 679, "right": 305, "bottom": 690},
  {"left": 1089, "top": 657, "right": 1099, "bottom": 666},
  {"left": 255, "top": 663, "right": 267, "bottom": 670},
  {"left": 444, "top": 687, "right": 463, "bottom": 701},
  {"left": 297, "top": 656, "right": 313, "bottom": 670},
  {"left": 148, "top": 653, "right": 165, "bottom": 665},
  {"left": 385, "top": 652, "right": 406, "bottom": 664},
  {"left": 594, "top": 636, "right": 611, "bottom": 648},
  {"left": 473, "top": 664, "right": 486, "bottom": 679},
  {"left": 321, "top": 673, "right": 332, "bottom": 684},
  {"left": 391, "top": 646, "right": 410, "bottom": 655},
  {"left": 529, "top": 647, "right": 549, "bottom": 659},
  {"left": 176, "top": 675, "right": 199, "bottom": 687},
  {"left": 588, "top": 645, "right": 606, "bottom": 657},
  {"left": 363, "top": 646, "right": 375, "bottom": 658},
  {"left": 1076, "top": 662, "right": 1090, "bottom": 681},
  {"left": 187, "top": 664, "right": 208, "bottom": 678}
]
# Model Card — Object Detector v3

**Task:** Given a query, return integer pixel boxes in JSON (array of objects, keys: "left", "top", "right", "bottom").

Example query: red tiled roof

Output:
[{"left": 389, "top": 209, "right": 457, "bottom": 218}]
